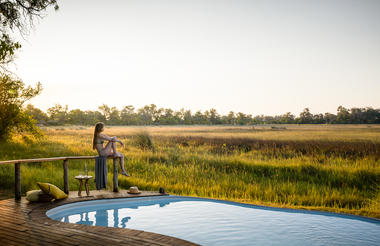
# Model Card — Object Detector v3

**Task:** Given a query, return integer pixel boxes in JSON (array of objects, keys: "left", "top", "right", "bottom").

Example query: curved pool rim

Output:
[{"left": 46, "top": 195, "right": 380, "bottom": 225}]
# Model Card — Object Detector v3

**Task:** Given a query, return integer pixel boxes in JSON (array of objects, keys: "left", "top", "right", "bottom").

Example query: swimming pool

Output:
[{"left": 47, "top": 196, "right": 380, "bottom": 246}]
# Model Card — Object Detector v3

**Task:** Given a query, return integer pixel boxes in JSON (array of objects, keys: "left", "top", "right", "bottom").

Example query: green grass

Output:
[{"left": 0, "top": 125, "right": 379, "bottom": 219}]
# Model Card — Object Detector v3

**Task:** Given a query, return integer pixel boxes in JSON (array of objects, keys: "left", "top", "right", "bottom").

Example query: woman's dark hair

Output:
[{"left": 93, "top": 122, "right": 104, "bottom": 149}]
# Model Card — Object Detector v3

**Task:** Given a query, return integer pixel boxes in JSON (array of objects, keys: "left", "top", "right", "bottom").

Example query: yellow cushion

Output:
[
  {"left": 26, "top": 190, "right": 43, "bottom": 202},
  {"left": 37, "top": 182, "right": 68, "bottom": 200}
]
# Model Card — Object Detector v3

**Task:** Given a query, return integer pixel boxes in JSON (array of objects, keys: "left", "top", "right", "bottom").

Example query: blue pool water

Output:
[{"left": 46, "top": 196, "right": 380, "bottom": 246}]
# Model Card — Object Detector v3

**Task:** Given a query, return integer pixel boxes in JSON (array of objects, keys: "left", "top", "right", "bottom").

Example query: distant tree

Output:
[
  {"left": 361, "top": 107, "right": 380, "bottom": 124},
  {"left": 84, "top": 110, "right": 105, "bottom": 125},
  {"left": 173, "top": 110, "right": 183, "bottom": 124},
  {"left": 272, "top": 115, "right": 281, "bottom": 124},
  {"left": 336, "top": 106, "right": 350, "bottom": 123},
  {"left": 193, "top": 110, "right": 206, "bottom": 124},
  {"left": 97, "top": 105, "right": 122, "bottom": 125},
  {"left": 324, "top": 112, "right": 337, "bottom": 124},
  {"left": 203, "top": 110, "right": 211, "bottom": 125},
  {"left": 159, "top": 108, "right": 176, "bottom": 125},
  {"left": 120, "top": 105, "right": 136, "bottom": 125},
  {"left": 108, "top": 106, "right": 121, "bottom": 125},
  {"left": 137, "top": 105, "right": 154, "bottom": 125},
  {"left": 0, "top": 73, "right": 42, "bottom": 140},
  {"left": 182, "top": 109, "right": 193, "bottom": 125},
  {"left": 312, "top": 113, "right": 324, "bottom": 124},
  {"left": 208, "top": 108, "right": 221, "bottom": 124},
  {"left": 252, "top": 114, "right": 264, "bottom": 124},
  {"left": 262, "top": 115, "right": 274, "bottom": 124},
  {"left": 47, "top": 104, "right": 67, "bottom": 125},
  {"left": 299, "top": 108, "right": 313, "bottom": 123},
  {"left": 26, "top": 104, "right": 48, "bottom": 124},
  {"left": 280, "top": 112, "right": 295, "bottom": 124},
  {"left": 98, "top": 104, "right": 111, "bottom": 122},
  {"left": 236, "top": 112, "right": 250, "bottom": 125},
  {"left": 224, "top": 111, "right": 236, "bottom": 125},
  {"left": 67, "top": 109, "right": 85, "bottom": 125},
  {"left": 151, "top": 105, "right": 163, "bottom": 124},
  {"left": 349, "top": 108, "right": 363, "bottom": 124}
]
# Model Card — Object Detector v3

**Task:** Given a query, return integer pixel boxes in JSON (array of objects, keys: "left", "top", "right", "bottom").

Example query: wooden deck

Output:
[{"left": 0, "top": 190, "right": 198, "bottom": 246}]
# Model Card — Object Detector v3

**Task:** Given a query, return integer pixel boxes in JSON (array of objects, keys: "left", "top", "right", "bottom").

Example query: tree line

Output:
[{"left": 27, "top": 104, "right": 380, "bottom": 126}]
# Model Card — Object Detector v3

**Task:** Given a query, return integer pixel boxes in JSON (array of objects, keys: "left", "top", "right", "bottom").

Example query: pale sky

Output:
[{"left": 10, "top": 0, "right": 380, "bottom": 115}]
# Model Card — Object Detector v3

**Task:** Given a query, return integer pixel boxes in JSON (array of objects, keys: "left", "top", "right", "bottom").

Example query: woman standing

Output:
[{"left": 93, "top": 122, "right": 129, "bottom": 176}]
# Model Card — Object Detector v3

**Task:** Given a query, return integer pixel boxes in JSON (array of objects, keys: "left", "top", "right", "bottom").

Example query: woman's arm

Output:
[
  {"left": 98, "top": 133, "right": 116, "bottom": 141},
  {"left": 99, "top": 133, "right": 124, "bottom": 146}
]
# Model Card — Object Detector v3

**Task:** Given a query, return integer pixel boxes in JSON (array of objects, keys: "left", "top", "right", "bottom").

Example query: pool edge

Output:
[{"left": 26, "top": 190, "right": 200, "bottom": 246}]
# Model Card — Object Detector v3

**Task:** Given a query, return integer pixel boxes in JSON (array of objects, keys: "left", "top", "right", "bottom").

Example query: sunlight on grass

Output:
[{"left": 0, "top": 125, "right": 379, "bottom": 219}]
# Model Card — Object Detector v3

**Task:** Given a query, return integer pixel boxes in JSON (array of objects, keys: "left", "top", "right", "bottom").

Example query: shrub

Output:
[{"left": 134, "top": 131, "right": 155, "bottom": 151}]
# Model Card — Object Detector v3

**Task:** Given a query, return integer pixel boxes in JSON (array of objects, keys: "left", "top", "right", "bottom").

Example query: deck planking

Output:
[{"left": 0, "top": 190, "right": 198, "bottom": 246}]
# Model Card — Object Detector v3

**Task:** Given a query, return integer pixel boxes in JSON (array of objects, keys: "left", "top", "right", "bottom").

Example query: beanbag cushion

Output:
[
  {"left": 37, "top": 182, "right": 68, "bottom": 200},
  {"left": 38, "top": 193, "right": 54, "bottom": 202},
  {"left": 26, "top": 190, "right": 43, "bottom": 202}
]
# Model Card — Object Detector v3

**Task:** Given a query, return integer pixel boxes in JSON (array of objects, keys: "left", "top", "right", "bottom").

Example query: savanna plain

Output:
[{"left": 0, "top": 125, "right": 379, "bottom": 219}]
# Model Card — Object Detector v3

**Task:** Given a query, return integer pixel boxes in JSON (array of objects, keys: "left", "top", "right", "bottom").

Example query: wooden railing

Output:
[{"left": 0, "top": 156, "right": 121, "bottom": 200}]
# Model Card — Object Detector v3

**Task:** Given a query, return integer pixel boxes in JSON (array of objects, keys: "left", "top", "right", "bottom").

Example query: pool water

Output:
[{"left": 46, "top": 196, "right": 380, "bottom": 246}]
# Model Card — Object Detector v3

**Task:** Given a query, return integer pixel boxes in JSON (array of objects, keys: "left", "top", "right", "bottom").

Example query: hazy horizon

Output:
[{"left": 10, "top": 0, "right": 380, "bottom": 116}]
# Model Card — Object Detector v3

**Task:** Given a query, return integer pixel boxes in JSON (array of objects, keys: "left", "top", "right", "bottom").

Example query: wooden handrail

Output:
[
  {"left": 0, "top": 156, "right": 101, "bottom": 165},
  {"left": 0, "top": 156, "right": 121, "bottom": 200}
]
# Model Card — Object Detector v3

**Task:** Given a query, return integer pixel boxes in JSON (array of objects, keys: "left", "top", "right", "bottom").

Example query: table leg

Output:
[
  {"left": 78, "top": 180, "right": 83, "bottom": 196},
  {"left": 85, "top": 179, "right": 90, "bottom": 196}
]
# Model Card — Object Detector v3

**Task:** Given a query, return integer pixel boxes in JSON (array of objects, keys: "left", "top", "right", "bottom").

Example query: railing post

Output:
[
  {"left": 15, "top": 163, "right": 21, "bottom": 200},
  {"left": 113, "top": 158, "right": 118, "bottom": 192},
  {"left": 63, "top": 159, "right": 69, "bottom": 194}
]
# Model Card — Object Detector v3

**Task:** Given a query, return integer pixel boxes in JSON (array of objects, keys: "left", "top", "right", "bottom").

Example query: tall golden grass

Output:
[{"left": 0, "top": 125, "right": 379, "bottom": 218}]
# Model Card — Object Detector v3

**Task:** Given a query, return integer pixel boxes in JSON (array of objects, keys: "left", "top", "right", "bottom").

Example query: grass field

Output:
[{"left": 0, "top": 124, "right": 379, "bottom": 219}]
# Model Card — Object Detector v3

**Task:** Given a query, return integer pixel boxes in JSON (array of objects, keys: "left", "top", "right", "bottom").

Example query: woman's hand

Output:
[{"left": 108, "top": 135, "right": 124, "bottom": 147}]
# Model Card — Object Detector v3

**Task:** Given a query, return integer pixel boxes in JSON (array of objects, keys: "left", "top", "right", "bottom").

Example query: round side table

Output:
[{"left": 74, "top": 175, "right": 93, "bottom": 196}]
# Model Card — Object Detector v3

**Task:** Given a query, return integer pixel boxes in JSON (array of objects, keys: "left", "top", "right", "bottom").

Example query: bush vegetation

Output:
[{"left": 0, "top": 74, "right": 42, "bottom": 141}]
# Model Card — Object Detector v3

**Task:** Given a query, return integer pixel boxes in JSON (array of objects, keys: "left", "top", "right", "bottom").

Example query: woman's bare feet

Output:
[{"left": 121, "top": 171, "right": 130, "bottom": 177}]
